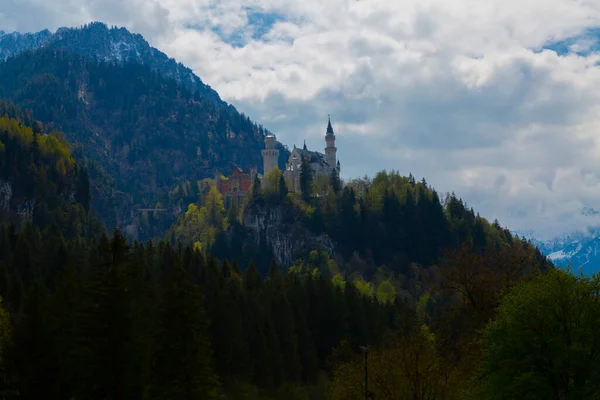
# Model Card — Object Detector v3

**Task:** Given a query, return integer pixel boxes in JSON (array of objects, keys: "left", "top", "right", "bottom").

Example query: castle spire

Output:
[
  {"left": 326, "top": 115, "right": 334, "bottom": 135},
  {"left": 303, "top": 140, "right": 307, "bottom": 150}
]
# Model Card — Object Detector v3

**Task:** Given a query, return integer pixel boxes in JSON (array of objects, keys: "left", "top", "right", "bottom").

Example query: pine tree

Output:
[
  {"left": 150, "top": 264, "right": 219, "bottom": 400},
  {"left": 78, "top": 230, "right": 147, "bottom": 400},
  {"left": 252, "top": 175, "right": 262, "bottom": 200},
  {"left": 0, "top": 296, "right": 12, "bottom": 398},
  {"left": 299, "top": 156, "right": 313, "bottom": 202},
  {"left": 279, "top": 173, "right": 288, "bottom": 202},
  {"left": 330, "top": 168, "right": 341, "bottom": 195},
  {"left": 11, "top": 283, "right": 61, "bottom": 400},
  {"left": 226, "top": 200, "right": 239, "bottom": 226}
]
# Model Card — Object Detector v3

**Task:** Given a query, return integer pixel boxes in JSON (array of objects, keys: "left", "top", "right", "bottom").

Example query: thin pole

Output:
[{"left": 365, "top": 349, "right": 368, "bottom": 400}]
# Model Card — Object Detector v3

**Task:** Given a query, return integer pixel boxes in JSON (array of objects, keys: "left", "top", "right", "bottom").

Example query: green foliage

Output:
[
  {"left": 329, "top": 168, "right": 341, "bottom": 195},
  {"left": 151, "top": 264, "right": 219, "bottom": 399},
  {"left": 331, "top": 323, "right": 461, "bottom": 400},
  {"left": 0, "top": 114, "right": 33, "bottom": 148},
  {"left": 168, "top": 186, "right": 230, "bottom": 252},
  {"left": 299, "top": 156, "right": 313, "bottom": 202},
  {"left": 279, "top": 173, "right": 289, "bottom": 201},
  {"left": 0, "top": 110, "right": 102, "bottom": 238},
  {"left": 265, "top": 167, "right": 283, "bottom": 193},
  {"left": 416, "top": 291, "right": 431, "bottom": 323},
  {"left": 470, "top": 268, "right": 600, "bottom": 399},
  {"left": 353, "top": 277, "right": 374, "bottom": 298},
  {"left": 0, "top": 224, "right": 402, "bottom": 399},
  {"left": 331, "top": 273, "right": 346, "bottom": 291},
  {"left": 375, "top": 279, "right": 396, "bottom": 304},
  {"left": 0, "top": 295, "right": 11, "bottom": 386}
]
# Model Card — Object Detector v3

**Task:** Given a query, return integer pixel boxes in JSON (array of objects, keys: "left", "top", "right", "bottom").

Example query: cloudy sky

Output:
[{"left": 2, "top": 0, "right": 600, "bottom": 238}]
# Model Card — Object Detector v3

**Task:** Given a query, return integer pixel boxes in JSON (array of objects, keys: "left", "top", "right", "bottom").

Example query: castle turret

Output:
[
  {"left": 324, "top": 116, "right": 337, "bottom": 172},
  {"left": 262, "top": 132, "right": 279, "bottom": 178}
]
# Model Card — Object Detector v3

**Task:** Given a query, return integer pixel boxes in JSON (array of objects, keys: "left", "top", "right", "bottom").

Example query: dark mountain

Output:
[
  {"left": 0, "top": 22, "right": 221, "bottom": 104},
  {"left": 0, "top": 23, "right": 290, "bottom": 238}
]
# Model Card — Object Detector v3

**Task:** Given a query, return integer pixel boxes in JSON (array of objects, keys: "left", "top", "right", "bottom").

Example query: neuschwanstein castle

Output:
[
  {"left": 262, "top": 117, "right": 340, "bottom": 191},
  {"left": 217, "top": 117, "right": 340, "bottom": 206}
]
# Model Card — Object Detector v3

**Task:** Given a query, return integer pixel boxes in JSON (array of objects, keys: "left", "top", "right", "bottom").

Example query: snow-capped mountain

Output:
[
  {"left": 0, "top": 22, "right": 222, "bottom": 105},
  {"left": 515, "top": 207, "right": 600, "bottom": 275}
]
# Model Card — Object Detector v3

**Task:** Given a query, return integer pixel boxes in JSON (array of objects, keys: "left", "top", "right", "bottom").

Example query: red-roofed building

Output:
[{"left": 216, "top": 166, "right": 258, "bottom": 208}]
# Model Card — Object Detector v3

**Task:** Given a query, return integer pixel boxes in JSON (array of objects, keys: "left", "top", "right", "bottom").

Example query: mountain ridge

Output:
[
  {"left": 514, "top": 207, "right": 600, "bottom": 274},
  {"left": 0, "top": 22, "right": 223, "bottom": 105}
]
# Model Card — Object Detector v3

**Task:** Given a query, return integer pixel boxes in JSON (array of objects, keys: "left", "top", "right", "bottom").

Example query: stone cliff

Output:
[
  {"left": 242, "top": 203, "right": 336, "bottom": 267},
  {"left": 0, "top": 179, "right": 35, "bottom": 222}
]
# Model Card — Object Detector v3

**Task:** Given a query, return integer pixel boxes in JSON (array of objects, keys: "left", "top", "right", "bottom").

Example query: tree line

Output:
[{"left": 0, "top": 225, "right": 404, "bottom": 399}]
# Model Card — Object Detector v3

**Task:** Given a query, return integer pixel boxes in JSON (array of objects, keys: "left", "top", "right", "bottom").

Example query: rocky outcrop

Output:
[
  {"left": 0, "top": 179, "right": 35, "bottom": 222},
  {"left": 0, "top": 179, "right": 12, "bottom": 213},
  {"left": 242, "top": 204, "right": 335, "bottom": 267}
]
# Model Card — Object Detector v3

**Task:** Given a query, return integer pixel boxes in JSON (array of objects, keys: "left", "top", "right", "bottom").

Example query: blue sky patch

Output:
[
  {"left": 195, "top": 9, "right": 286, "bottom": 48},
  {"left": 541, "top": 27, "right": 600, "bottom": 56},
  {"left": 246, "top": 10, "right": 286, "bottom": 41}
]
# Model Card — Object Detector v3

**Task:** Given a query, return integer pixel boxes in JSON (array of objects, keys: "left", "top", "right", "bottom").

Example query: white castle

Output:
[{"left": 261, "top": 117, "right": 340, "bottom": 192}]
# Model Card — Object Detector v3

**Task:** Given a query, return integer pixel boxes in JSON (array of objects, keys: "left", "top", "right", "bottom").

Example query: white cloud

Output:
[{"left": 2, "top": 0, "right": 600, "bottom": 237}]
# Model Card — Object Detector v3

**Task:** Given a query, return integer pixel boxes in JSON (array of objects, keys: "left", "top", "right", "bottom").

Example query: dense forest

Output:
[
  {"left": 1, "top": 68, "right": 600, "bottom": 397},
  {"left": 0, "top": 48, "right": 289, "bottom": 235},
  {"left": 0, "top": 103, "right": 103, "bottom": 238},
  {"left": 168, "top": 164, "right": 551, "bottom": 280}
]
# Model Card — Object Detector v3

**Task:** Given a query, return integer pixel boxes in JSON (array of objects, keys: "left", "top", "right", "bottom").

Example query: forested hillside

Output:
[
  {"left": 0, "top": 48, "right": 289, "bottom": 237},
  {"left": 1, "top": 103, "right": 597, "bottom": 398},
  {"left": 0, "top": 102, "right": 103, "bottom": 238},
  {"left": 1, "top": 187, "right": 591, "bottom": 399},
  {"left": 169, "top": 168, "right": 551, "bottom": 279}
]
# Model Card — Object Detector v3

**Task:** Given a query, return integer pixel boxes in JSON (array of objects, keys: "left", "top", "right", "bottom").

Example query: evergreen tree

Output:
[
  {"left": 10, "top": 283, "right": 60, "bottom": 400},
  {"left": 330, "top": 168, "right": 341, "bottom": 195},
  {"left": 279, "top": 173, "right": 288, "bottom": 201},
  {"left": 299, "top": 156, "right": 313, "bottom": 202},
  {"left": 151, "top": 264, "right": 219, "bottom": 400},
  {"left": 252, "top": 175, "right": 262, "bottom": 201}
]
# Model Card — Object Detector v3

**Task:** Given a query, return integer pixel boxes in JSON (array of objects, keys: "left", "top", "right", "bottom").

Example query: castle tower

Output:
[
  {"left": 324, "top": 116, "right": 337, "bottom": 172},
  {"left": 262, "top": 132, "right": 279, "bottom": 177}
]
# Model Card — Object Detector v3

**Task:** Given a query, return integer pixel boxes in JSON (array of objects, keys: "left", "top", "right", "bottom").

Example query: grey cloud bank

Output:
[{"left": 2, "top": 0, "right": 600, "bottom": 238}]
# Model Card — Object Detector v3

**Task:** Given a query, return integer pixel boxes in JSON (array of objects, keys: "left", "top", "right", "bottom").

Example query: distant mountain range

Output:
[{"left": 515, "top": 208, "right": 600, "bottom": 275}]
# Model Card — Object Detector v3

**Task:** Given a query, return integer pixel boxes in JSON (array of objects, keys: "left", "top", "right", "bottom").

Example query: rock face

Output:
[
  {"left": 242, "top": 204, "right": 335, "bottom": 267},
  {"left": 0, "top": 179, "right": 35, "bottom": 223},
  {"left": 0, "top": 179, "right": 13, "bottom": 214}
]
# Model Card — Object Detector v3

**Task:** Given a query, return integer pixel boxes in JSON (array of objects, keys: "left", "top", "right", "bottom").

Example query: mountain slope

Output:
[
  {"left": 520, "top": 229, "right": 600, "bottom": 275},
  {"left": 515, "top": 208, "right": 600, "bottom": 274},
  {"left": 0, "top": 100, "right": 103, "bottom": 237},
  {"left": 0, "top": 24, "right": 290, "bottom": 238},
  {"left": 0, "top": 22, "right": 221, "bottom": 104}
]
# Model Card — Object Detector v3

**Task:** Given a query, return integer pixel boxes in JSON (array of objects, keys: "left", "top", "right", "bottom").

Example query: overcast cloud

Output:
[{"left": 2, "top": 0, "right": 600, "bottom": 238}]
